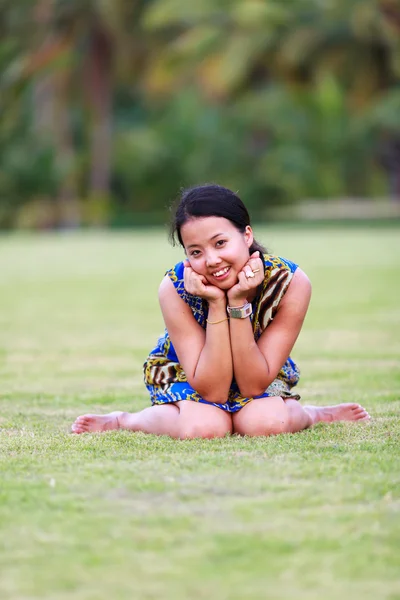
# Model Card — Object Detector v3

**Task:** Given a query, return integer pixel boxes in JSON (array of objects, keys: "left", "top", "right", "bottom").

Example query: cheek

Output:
[
  {"left": 187, "top": 258, "right": 205, "bottom": 275},
  {"left": 237, "top": 255, "right": 249, "bottom": 271}
]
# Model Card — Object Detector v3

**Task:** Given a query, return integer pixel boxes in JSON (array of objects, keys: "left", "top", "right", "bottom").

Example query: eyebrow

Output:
[{"left": 186, "top": 232, "right": 226, "bottom": 250}]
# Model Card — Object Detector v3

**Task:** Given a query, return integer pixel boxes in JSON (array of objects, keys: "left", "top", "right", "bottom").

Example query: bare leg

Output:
[
  {"left": 285, "top": 399, "right": 313, "bottom": 432},
  {"left": 71, "top": 401, "right": 233, "bottom": 439},
  {"left": 233, "top": 396, "right": 307, "bottom": 436},
  {"left": 71, "top": 404, "right": 180, "bottom": 437},
  {"left": 233, "top": 397, "right": 370, "bottom": 436},
  {"left": 176, "top": 400, "right": 232, "bottom": 439}
]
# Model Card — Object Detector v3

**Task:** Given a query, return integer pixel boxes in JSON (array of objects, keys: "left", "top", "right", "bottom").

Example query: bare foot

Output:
[
  {"left": 71, "top": 411, "right": 124, "bottom": 434},
  {"left": 303, "top": 403, "right": 370, "bottom": 426}
]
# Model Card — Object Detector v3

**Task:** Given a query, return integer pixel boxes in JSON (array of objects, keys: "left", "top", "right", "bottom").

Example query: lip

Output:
[{"left": 211, "top": 266, "right": 231, "bottom": 281}]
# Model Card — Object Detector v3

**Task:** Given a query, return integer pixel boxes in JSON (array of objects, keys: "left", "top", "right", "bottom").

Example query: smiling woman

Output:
[{"left": 71, "top": 184, "right": 370, "bottom": 438}]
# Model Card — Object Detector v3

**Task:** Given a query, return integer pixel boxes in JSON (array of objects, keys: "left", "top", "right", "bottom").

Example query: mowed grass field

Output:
[{"left": 1, "top": 226, "right": 399, "bottom": 600}]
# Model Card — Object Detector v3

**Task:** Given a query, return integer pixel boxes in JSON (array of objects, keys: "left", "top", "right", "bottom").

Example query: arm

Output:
[
  {"left": 228, "top": 268, "right": 311, "bottom": 398},
  {"left": 158, "top": 275, "right": 233, "bottom": 403}
]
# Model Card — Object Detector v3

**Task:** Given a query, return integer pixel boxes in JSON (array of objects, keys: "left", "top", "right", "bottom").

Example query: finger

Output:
[
  {"left": 248, "top": 258, "right": 263, "bottom": 275},
  {"left": 249, "top": 266, "right": 262, "bottom": 276},
  {"left": 250, "top": 251, "right": 260, "bottom": 259},
  {"left": 184, "top": 267, "right": 206, "bottom": 295},
  {"left": 243, "top": 266, "right": 255, "bottom": 279},
  {"left": 183, "top": 266, "right": 194, "bottom": 292},
  {"left": 199, "top": 275, "right": 209, "bottom": 286},
  {"left": 249, "top": 254, "right": 263, "bottom": 267},
  {"left": 238, "top": 271, "right": 251, "bottom": 287},
  {"left": 184, "top": 267, "right": 195, "bottom": 284}
]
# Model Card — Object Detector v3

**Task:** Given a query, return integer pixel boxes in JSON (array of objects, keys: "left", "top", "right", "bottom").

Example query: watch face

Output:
[{"left": 228, "top": 303, "right": 252, "bottom": 318}]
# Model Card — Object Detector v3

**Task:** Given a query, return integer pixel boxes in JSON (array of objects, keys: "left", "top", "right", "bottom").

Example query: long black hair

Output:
[{"left": 169, "top": 184, "right": 267, "bottom": 256}]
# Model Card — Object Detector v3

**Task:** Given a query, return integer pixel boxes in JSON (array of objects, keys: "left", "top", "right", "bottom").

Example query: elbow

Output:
[
  {"left": 239, "top": 382, "right": 271, "bottom": 399},
  {"left": 204, "top": 397, "right": 227, "bottom": 404},
  {"left": 201, "top": 391, "right": 229, "bottom": 404},
  {"left": 189, "top": 375, "right": 231, "bottom": 404},
  {"left": 194, "top": 385, "right": 230, "bottom": 405},
  {"left": 239, "top": 389, "right": 264, "bottom": 400}
]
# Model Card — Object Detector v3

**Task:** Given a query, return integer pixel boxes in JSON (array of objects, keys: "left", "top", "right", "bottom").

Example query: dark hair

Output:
[{"left": 169, "top": 184, "right": 267, "bottom": 256}]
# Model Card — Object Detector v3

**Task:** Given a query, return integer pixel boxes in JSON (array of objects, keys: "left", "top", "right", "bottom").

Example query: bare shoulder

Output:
[
  {"left": 158, "top": 273, "right": 175, "bottom": 300},
  {"left": 280, "top": 267, "right": 312, "bottom": 312},
  {"left": 159, "top": 274, "right": 185, "bottom": 309},
  {"left": 158, "top": 274, "right": 196, "bottom": 321},
  {"left": 287, "top": 267, "right": 312, "bottom": 296}
]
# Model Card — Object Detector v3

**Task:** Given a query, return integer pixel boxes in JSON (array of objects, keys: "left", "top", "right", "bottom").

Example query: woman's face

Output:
[{"left": 180, "top": 216, "right": 253, "bottom": 289}]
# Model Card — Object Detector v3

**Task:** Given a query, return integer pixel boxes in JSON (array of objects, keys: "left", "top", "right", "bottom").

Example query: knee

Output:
[
  {"left": 235, "top": 406, "right": 290, "bottom": 437},
  {"left": 179, "top": 420, "right": 232, "bottom": 440},
  {"left": 263, "top": 415, "right": 290, "bottom": 436},
  {"left": 237, "top": 420, "right": 288, "bottom": 437}
]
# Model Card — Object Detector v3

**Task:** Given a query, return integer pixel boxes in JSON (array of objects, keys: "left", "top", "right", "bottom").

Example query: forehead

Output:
[{"left": 180, "top": 216, "right": 237, "bottom": 247}]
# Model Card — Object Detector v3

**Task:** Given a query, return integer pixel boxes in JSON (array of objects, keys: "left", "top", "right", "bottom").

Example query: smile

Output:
[{"left": 212, "top": 267, "right": 230, "bottom": 278}]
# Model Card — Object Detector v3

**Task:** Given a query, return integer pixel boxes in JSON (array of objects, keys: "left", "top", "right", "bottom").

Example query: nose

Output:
[{"left": 205, "top": 249, "right": 222, "bottom": 268}]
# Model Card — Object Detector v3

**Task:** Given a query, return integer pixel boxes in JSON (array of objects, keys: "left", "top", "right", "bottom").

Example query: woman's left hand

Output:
[{"left": 227, "top": 251, "right": 264, "bottom": 305}]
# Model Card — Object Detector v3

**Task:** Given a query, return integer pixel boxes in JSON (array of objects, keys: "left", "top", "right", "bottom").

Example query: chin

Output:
[
  {"left": 204, "top": 271, "right": 238, "bottom": 289},
  {"left": 217, "top": 278, "right": 238, "bottom": 290}
]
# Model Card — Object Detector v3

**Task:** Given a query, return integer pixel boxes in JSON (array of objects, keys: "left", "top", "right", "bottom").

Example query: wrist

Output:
[
  {"left": 227, "top": 295, "right": 248, "bottom": 307},
  {"left": 207, "top": 297, "right": 227, "bottom": 309},
  {"left": 227, "top": 302, "right": 252, "bottom": 319}
]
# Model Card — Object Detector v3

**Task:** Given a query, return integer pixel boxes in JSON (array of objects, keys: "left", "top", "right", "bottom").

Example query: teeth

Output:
[{"left": 213, "top": 267, "right": 229, "bottom": 277}]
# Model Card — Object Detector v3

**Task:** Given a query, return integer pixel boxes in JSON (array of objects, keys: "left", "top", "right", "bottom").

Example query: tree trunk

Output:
[
  {"left": 380, "top": 136, "right": 400, "bottom": 202},
  {"left": 33, "top": 0, "right": 80, "bottom": 228},
  {"left": 85, "top": 26, "right": 113, "bottom": 201}
]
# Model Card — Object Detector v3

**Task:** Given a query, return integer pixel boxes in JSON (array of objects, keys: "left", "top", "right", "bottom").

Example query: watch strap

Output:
[{"left": 227, "top": 302, "right": 252, "bottom": 319}]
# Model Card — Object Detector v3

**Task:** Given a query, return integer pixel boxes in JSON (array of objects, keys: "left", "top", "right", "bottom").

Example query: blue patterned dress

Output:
[{"left": 143, "top": 254, "right": 301, "bottom": 413}]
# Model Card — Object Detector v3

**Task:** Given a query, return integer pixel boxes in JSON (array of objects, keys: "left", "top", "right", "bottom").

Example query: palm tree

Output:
[{"left": 141, "top": 0, "right": 400, "bottom": 198}]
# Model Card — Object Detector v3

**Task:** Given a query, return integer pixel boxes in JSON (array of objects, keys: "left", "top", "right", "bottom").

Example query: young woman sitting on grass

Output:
[{"left": 72, "top": 184, "right": 370, "bottom": 438}]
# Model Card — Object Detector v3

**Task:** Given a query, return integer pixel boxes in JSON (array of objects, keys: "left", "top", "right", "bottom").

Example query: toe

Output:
[
  {"left": 351, "top": 404, "right": 369, "bottom": 418},
  {"left": 356, "top": 410, "right": 370, "bottom": 420},
  {"left": 71, "top": 422, "right": 87, "bottom": 433},
  {"left": 75, "top": 415, "right": 89, "bottom": 423},
  {"left": 354, "top": 407, "right": 366, "bottom": 416}
]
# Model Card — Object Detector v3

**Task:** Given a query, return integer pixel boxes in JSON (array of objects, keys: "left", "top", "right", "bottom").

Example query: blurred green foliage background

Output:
[{"left": 1, "top": 0, "right": 400, "bottom": 229}]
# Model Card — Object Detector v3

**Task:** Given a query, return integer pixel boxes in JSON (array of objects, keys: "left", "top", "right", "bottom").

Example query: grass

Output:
[{"left": 0, "top": 226, "right": 399, "bottom": 600}]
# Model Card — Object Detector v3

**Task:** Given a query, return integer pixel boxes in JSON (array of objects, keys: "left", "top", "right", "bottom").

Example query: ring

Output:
[{"left": 246, "top": 268, "right": 261, "bottom": 279}]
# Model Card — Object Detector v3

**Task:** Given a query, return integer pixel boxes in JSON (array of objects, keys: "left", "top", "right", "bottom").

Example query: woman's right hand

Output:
[{"left": 183, "top": 260, "right": 226, "bottom": 304}]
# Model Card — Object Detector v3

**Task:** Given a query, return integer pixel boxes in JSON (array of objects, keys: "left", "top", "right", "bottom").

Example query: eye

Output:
[
  {"left": 216, "top": 240, "right": 226, "bottom": 247},
  {"left": 190, "top": 249, "right": 200, "bottom": 257}
]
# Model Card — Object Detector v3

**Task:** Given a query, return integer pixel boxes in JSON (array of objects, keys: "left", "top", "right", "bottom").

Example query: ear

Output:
[{"left": 244, "top": 225, "right": 254, "bottom": 249}]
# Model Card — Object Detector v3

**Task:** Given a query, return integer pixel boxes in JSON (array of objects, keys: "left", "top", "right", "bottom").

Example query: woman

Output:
[{"left": 72, "top": 184, "right": 369, "bottom": 437}]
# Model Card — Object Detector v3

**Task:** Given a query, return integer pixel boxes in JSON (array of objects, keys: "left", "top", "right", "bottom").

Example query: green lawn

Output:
[{"left": 1, "top": 226, "right": 399, "bottom": 600}]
